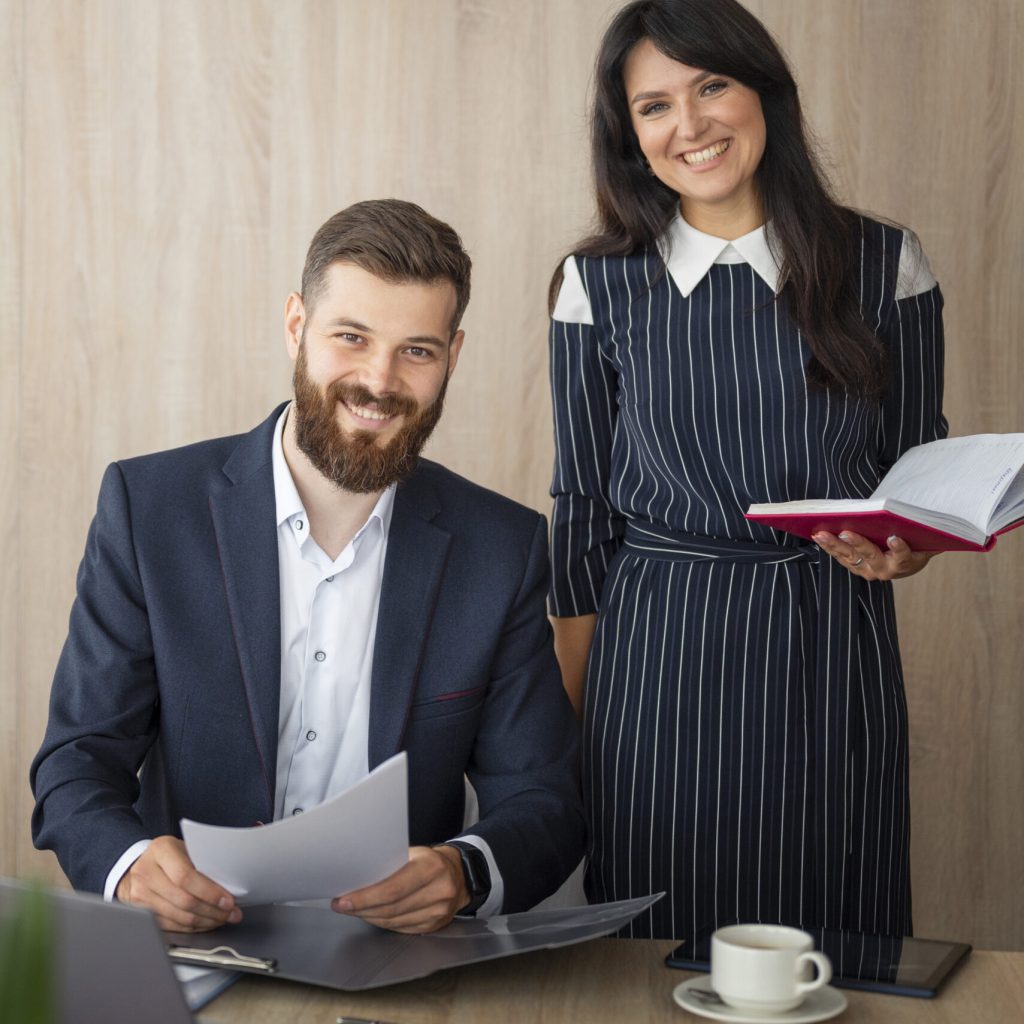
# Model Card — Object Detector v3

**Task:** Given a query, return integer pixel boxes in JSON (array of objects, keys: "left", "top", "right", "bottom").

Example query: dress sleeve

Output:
[
  {"left": 548, "top": 256, "right": 624, "bottom": 616},
  {"left": 876, "top": 229, "right": 949, "bottom": 474}
]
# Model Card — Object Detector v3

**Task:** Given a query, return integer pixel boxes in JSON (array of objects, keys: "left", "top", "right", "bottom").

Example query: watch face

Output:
[{"left": 454, "top": 843, "right": 491, "bottom": 913}]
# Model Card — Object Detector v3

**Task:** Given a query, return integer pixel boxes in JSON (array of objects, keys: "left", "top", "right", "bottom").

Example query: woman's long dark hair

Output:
[{"left": 564, "top": 0, "right": 885, "bottom": 397}]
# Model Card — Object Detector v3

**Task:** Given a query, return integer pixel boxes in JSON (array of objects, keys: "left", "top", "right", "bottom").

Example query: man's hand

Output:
[
  {"left": 331, "top": 845, "right": 469, "bottom": 934},
  {"left": 115, "top": 835, "right": 242, "bottom": 933}
]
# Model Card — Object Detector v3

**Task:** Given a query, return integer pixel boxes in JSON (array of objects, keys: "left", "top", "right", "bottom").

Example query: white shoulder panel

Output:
[
  {"left": 551, "top": 255, "right": 595, "bottom": 325},
  {"left": 895, "top": 228, "right": 937, "bottom": 300}
]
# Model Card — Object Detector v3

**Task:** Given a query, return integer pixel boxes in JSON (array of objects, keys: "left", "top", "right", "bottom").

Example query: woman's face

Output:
[{"left": 623, "top": 39, "right": 766, "bottom": 235}]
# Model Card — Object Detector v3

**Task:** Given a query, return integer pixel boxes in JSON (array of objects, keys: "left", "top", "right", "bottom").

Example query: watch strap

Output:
[{"left": 447, "top": 840, "right": 491, "bottom": 916}]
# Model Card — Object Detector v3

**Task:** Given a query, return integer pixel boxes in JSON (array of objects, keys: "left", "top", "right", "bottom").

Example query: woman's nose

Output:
[{"left": 674, "top": 100, "right": 707, "bottom": 142}]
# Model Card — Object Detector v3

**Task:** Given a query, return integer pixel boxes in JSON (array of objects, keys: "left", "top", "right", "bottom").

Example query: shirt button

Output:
[
  {"left": 325, "top": 575, "right": 335, "bottom": 583},
  {"left": 314, "top": 650, "right": 326, "bottom": 662},
  {"left": 295, "top": 519, "right": 304, "bottom": 531},
  {"left": 292, "top": 807, "right": 303, "bottom": 815},
  {"left": 306, "top": 730, "right": 317, "bottom": 742}
]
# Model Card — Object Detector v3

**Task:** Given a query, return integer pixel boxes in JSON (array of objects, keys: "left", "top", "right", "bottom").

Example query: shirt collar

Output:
[
  {"left": 271, "top": 403, "right": 396, "bottom": 539},
  {"left": 658, "top": 214, "right": 782, "bottom": 298}
]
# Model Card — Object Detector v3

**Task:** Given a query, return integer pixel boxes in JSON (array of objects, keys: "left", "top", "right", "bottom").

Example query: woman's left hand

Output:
[{"left": 811, "top": 531, "right": 938, "bottom": 581}]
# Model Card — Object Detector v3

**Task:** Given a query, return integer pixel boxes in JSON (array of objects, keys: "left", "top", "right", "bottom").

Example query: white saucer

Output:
[{"left": 673, "top": 976, "right": 847, "bottom": 1024}]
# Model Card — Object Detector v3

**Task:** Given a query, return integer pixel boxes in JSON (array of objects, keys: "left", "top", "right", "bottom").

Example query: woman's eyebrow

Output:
[{"left": 630, "top": 70, "right": 715, "bottom": 106}]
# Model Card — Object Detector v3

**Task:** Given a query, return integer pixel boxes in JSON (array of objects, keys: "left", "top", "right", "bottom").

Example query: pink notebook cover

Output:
[{"left": 744, "top": 509, "right": 997, "bottom": 553}]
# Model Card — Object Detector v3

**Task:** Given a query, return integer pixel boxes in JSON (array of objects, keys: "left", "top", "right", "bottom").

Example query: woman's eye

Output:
[
  {"left": 639, "top": 101, "right": 669, "bottom": 117},
  {"left": 701, "top": 80, "right": 728, "bottom": 97}
]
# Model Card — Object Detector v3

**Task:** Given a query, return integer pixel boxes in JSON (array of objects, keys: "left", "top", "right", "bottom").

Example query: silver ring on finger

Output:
[{"left": 851, "top": 556, "right": 865, "bottom": 567}]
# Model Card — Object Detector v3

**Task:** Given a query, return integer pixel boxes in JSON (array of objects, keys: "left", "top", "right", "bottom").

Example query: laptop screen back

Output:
[{"left": 1, "top": 879, "right": 194, "bottom": 1024}]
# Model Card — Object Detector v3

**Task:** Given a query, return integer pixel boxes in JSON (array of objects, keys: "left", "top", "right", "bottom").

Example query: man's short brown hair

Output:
[{"left": 301, "top": 199, "right": 472, "bottom": 336}]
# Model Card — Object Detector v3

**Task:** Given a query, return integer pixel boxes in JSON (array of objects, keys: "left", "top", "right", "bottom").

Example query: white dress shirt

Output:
[
  {"left": 271, "top": 406, "right": 393, "bottom": 819},
  {"left": 106, "top": 404, "right": 502, "bottom": 916},
  {"left": 552, "top": 214, "right": 936, "bottom": 324}
]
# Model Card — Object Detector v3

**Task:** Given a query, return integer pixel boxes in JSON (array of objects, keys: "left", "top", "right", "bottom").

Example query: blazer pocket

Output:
[{"left": 408, "top": 685, "right": 487, "bottom": 722}]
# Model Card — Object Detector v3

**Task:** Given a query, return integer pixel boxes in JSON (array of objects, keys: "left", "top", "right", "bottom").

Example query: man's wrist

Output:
[{"left": 432, "top": 845, "right": 470, "bottom": 910}]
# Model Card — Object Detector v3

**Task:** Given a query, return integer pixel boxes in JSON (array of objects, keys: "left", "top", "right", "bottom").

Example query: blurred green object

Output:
[{"left": 0, "top": 880, "right": 54, "bottom": 1024}]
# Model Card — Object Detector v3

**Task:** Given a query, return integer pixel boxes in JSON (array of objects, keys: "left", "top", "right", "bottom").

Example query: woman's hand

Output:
[{"left": 811, "top": 531, "right": 938, "bottom": 581}]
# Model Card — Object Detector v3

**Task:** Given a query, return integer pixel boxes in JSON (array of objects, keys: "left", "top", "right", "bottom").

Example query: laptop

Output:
[{"left": 0, "top": 878, "right": 195, "bottom": 1024}]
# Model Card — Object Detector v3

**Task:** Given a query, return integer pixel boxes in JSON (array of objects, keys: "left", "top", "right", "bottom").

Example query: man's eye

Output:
[
  {"left": 335, "top": 332, "right": 363, "bottom": 344},
  {"left": 406, "top": 346, "right": 433, "bottom": 359}
]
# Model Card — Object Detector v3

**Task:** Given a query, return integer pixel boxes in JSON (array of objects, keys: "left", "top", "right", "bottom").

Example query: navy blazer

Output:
[{"left": 31, "top": 406, "right": 585, "bottom": 912}]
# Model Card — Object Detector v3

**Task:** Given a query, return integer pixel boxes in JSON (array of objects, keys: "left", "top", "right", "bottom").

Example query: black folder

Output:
[{"left": 165, "top": 894, "right": 661, "bottom": 990}]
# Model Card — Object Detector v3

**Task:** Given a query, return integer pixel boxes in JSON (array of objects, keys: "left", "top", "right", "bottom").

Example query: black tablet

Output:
[{"left": 665, "top": 925, "right": 971, "bottom": 998}]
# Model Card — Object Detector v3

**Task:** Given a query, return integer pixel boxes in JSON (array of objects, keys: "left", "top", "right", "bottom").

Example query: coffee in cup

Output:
[{"left": 710, "top": 924, "right": 832, "bottom": 1013}]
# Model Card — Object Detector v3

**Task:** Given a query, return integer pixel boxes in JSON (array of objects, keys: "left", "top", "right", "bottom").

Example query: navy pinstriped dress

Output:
[{"left": 548, "top": 214, "right": 946, "bottom": 941}]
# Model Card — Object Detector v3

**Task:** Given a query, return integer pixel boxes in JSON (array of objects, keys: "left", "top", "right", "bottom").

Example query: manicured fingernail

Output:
[
  {"left": 228, "top": 908, "right": 242, "bottom": 923},
  {"left": 839, "top": 532, "right": 853, "bottom": 542},
  {"left": 887, "top": 535, "right": 899, "bottom": 547},
  {"left": 333, "top": 898, "right": 353, "bottom": 912},
  {"left": 218, "top": 896, "right": 233, "bottom": 910},
  {"left": 812, "top": 533, "right": 826, "bottom": 543}
]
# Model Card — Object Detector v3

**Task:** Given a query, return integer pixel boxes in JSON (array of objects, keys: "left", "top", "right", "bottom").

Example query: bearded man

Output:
[{"left": 30, "top": 200, "right": 584, "bottom": 935}]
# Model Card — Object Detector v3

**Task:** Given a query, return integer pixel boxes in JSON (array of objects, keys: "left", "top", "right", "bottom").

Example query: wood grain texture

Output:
[
  {"left": 202, "top": 942, "right": 1024, "bottom": 1023},
  {"left": 0, "top": 0, "right": 24, "bottom": 894},
  {"left": 3, "top": 0, "right": 1022, "bottom": 949}
]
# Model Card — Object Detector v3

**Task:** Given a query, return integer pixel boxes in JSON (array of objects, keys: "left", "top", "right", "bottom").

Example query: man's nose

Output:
[{"left": 358, "top": 351, "right": 401, "bottom": 397}]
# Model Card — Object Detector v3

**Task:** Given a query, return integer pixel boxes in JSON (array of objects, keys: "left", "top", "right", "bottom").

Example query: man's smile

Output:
[{"left": 341, "top": 398, "right": 397, "bottom": 428}]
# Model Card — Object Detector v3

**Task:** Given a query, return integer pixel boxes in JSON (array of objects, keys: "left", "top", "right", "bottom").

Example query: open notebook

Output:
[{"left": 746, "top": 434, "right": 1024, "bottom": 551}]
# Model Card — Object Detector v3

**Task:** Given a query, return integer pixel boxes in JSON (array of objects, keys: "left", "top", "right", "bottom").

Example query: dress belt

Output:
[
  {"left": 623, "top": 520, "right": 818, "bottom": 563},
  {"left": 622, "top": 518, "right": 857, "bottom": 931}
]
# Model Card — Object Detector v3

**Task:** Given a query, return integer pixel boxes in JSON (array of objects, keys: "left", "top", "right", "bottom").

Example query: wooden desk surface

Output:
[{"left": 202, "top": 939, "right": 1024, "bottom": 1023}]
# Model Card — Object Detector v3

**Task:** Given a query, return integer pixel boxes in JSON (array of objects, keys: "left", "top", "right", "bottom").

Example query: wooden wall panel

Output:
[
  {"left": 3, "top": 0, "right": 1022, "bottom": 949},
  {"left": 750, "top": 0, "right": 1024, "bottom": 952},
  {"left": 0, "top": 0, "right": 24, "bottom": 890}
]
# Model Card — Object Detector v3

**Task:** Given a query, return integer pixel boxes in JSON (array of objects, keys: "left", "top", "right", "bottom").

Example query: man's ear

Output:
[
  {"left": 284, "top": 292, "right": 306, "bottom": 361},
  {"left": 446, "top": 329, "right": 466, "bottom": 379}
]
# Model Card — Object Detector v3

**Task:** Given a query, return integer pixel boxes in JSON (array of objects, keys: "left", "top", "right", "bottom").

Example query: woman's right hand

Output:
[{"left": 550, "top": 613, "right": 599, "bottom": 717}]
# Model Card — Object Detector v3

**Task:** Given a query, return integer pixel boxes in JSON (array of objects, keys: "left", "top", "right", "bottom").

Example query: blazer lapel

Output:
[
  {"left": 368, "top": 466, "right": 451, "bottom": 768},
  {"left": 208, "top": 407, "right": 285, "bottom": 814}
]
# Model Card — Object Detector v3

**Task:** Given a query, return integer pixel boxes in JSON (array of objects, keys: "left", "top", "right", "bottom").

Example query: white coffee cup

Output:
[{"left": 710, "top": 924, "right": 832, "bottom": 1014}]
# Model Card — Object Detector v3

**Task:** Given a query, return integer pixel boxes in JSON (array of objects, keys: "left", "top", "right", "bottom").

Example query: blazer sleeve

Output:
[
  {"left": 459, "top": 514, "right": 586, "bottom": 912},
  {"left": 548, "top": 256, "right": 625, "bottom": 616},
  {"left": 877, "top": 231, "right": 949, "bottom": 473},
  {"left": 30, "top": 463, "right": 160, "bottom": 893}
]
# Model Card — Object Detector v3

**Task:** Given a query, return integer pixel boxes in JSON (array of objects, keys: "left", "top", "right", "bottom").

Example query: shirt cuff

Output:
[
  {"left": 103, "top": 839, "right": 152, "bottom": 901},
  {"left": 452, "top": 834, "right": 504, "bottom": 918}
]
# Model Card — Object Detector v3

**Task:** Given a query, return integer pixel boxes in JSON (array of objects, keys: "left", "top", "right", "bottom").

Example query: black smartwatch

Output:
[{"left": 447, "top": 841, "right": 491, "bottom": 916}]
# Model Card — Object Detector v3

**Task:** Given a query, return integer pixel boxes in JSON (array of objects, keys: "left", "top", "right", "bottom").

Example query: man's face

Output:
[{"left": 285, "top": 262, "right": 464, "bottom": 493}]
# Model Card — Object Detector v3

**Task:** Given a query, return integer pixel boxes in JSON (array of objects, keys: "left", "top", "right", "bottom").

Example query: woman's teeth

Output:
[{"left": 682, "top": 140, "right": 730, "bottom": 165}]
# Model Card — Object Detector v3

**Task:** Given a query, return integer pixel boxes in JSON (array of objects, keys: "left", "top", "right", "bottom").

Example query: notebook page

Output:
[{"left": 873, "top": 435, "right": 1024, "bottom": 533}]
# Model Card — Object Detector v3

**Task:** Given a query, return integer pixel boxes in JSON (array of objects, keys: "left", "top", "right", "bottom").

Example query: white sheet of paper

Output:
[{"left": 181, "top": 752, "right": 409, "bottom": 906}]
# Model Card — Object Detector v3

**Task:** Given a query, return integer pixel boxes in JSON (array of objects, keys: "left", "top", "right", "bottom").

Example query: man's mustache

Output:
[{"left": 327, "top": 381, "right": 418, "bottom": 419}]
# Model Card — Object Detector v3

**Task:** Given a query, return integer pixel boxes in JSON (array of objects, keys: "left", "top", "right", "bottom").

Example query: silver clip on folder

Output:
[{"left": 168, "top": 943, "right": 277, "bottom": 974}]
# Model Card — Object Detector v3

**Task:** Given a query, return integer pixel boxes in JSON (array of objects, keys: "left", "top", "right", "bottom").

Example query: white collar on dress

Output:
[{"left": 658, "top": 214, "right": 782, "bottom": 297}]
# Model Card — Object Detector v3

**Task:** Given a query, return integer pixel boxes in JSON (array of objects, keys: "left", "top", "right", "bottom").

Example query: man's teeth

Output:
[
  {"left": 682, "top": 140, "right": 730, "bottom": 165},
  {"left": 347, "top": 402, "right": 390, "bottom": 421}
]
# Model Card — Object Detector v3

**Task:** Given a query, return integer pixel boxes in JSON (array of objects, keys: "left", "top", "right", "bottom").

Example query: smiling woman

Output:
[
  {"left": 624, "top": 40, "right": 766, "bottom": 237},
  {"left": 547, "top": 0, "right": 947, "bottom": 942}
]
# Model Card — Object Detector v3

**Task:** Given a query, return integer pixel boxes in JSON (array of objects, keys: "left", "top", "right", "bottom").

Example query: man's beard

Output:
[{"left": 291, "top": 342, "right": 447, "bottom": 494}]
